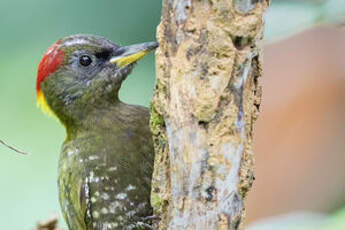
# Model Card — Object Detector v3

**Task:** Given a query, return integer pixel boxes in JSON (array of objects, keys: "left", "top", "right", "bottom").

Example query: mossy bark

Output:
[{"left": 150, "top": 0, "right": 268, "bottom": 229}]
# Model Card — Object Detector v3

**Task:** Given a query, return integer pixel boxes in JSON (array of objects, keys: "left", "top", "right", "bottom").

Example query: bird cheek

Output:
[{"left": 101, "top": 65, "right": 119, "bottom": 80}]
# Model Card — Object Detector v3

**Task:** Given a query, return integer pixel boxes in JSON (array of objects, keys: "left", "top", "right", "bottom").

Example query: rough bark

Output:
[{"left": 150, "top": 0, "right": 268, "bottom": 229}]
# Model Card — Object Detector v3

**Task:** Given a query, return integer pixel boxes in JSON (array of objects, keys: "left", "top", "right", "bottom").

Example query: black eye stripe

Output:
[
  {"left": 79, "top": 55, "right": 92, "bottom": 66},
  {"left": 95, "top": 49, "right": 112, "bottom": 60}
]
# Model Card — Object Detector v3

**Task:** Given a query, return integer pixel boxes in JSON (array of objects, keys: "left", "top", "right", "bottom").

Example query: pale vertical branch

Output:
[{"left": 150, "top": 0, "right": 268, "bottom": 229}]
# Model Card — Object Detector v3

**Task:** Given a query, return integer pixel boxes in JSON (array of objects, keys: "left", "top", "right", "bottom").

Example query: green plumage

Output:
[
  {"left": 59, "top": 103, "right": 154, "bottom": 230},
  {"left": 37, "top": 34, "right": 157, "bottom": 230}
]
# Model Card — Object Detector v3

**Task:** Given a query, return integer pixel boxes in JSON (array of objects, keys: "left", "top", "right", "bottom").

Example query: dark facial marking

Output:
[{"left": 95, "top": 49, "right": 112, "bottom": 61}]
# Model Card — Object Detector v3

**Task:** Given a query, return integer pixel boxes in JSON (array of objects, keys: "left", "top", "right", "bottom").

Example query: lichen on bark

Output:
[{"left": 150, "top": 0, "right": 268, "bottom": 229}]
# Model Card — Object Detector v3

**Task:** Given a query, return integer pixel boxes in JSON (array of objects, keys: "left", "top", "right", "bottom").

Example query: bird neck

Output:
[
  {"left": 39, "top": 68, "right": 126, "bottom": 131},
  {"left": 56, "top": 92, "right": 120, "bottom": 135},
  {"left": 63, "top": 100, "right": 134, "bottom": 140}
]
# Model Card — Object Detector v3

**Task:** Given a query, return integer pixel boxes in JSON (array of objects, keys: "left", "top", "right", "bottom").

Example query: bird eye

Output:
[{"left": 79, "top": 55, "right": 92, "bottom": 66}]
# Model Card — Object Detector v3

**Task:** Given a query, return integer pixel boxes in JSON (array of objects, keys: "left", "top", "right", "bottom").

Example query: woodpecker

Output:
[{"left": 36, "top": 34, "right": 157, "bottom": 230}]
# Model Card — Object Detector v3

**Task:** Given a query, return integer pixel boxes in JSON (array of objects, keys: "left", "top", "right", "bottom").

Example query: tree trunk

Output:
[{"left": 150, "top": 0, "right": 269, "bottom": 229}]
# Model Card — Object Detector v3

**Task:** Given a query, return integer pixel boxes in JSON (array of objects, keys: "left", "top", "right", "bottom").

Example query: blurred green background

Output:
[
  {"left": 0, "top": 0, "right": 344, "bottom": 229},
  {"left": 0, "top": 0, "right": 160, "bottom": 229}
]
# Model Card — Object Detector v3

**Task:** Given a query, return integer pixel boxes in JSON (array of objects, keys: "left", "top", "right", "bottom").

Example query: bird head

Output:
[{"left": 36, "top": 34, "right": 157, "bottom": 125}]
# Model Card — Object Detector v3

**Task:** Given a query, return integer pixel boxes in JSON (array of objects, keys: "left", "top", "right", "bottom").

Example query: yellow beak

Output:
[{"left": 109, "top": 41, "right": 158, "bottom": 67}]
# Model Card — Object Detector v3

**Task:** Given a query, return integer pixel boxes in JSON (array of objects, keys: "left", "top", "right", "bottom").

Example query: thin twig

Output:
[{"left": 0, "top": 139, "right": 28, "bottom": 155}]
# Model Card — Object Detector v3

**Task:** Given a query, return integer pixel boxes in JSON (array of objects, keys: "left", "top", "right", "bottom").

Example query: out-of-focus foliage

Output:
[
  {"left": 247, "top": 1, "right": 345, "bottom": 229},
  {"left": 248, "top": 208, "right": 345, "bottom": 230},
  {"left": 265, "top": 0, "right": 345, "bottom": 41}
]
